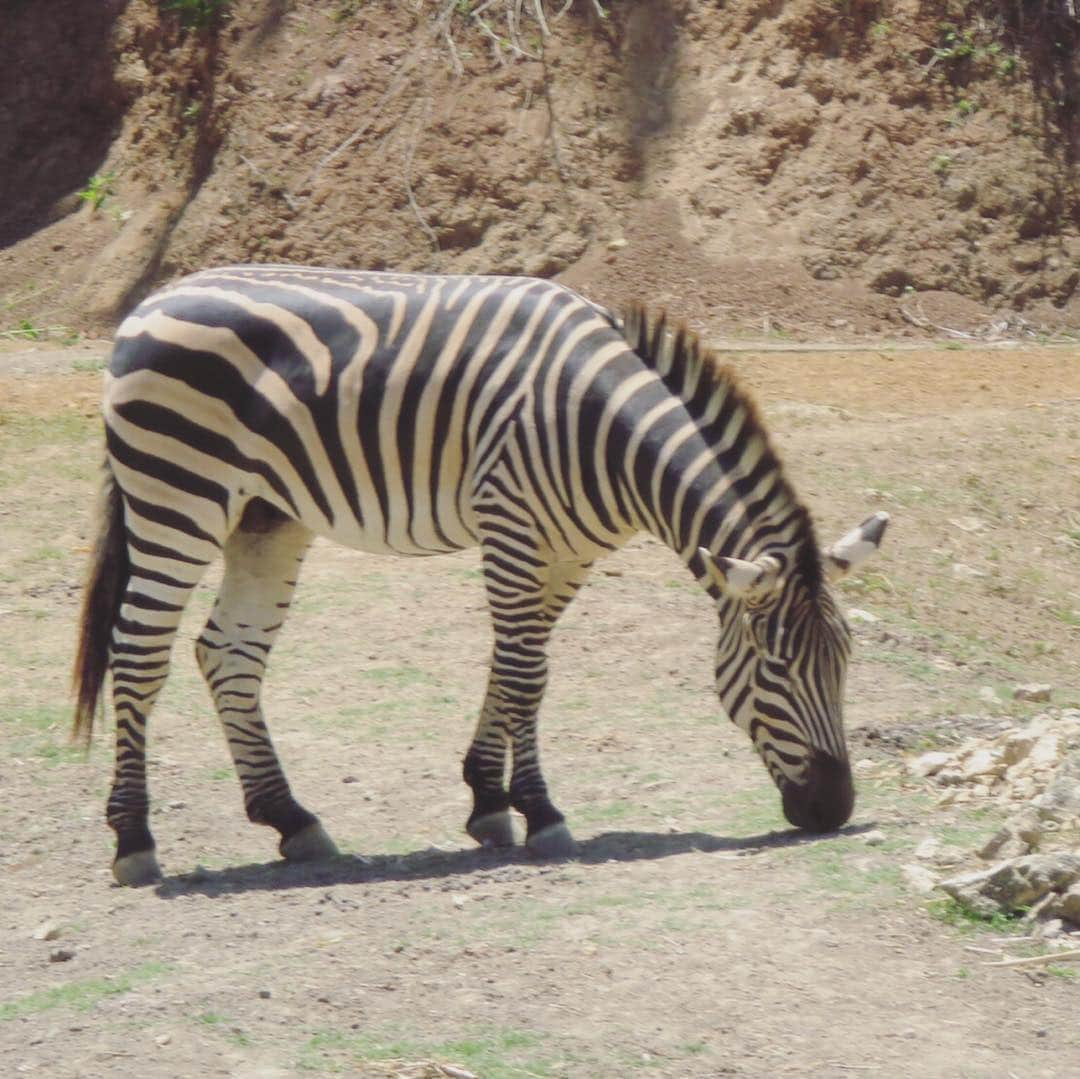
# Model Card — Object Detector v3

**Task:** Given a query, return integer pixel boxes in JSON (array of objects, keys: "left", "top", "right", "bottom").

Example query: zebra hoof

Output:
[
  {"left": 280, "top": 821, "right": 339, "bottom": 863},
  {"left": 526, "top": 822, "right": 578, "bottom": 859},
  {"left": 467, "top": 811, "right": 516, "bottom": 848},
  {"left": 113, "top": 849, "right": 163, "bottom": 887}
]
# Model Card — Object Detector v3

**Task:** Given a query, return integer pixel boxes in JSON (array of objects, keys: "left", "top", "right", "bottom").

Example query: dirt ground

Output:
[{"left": 1, "top": 338, "right": 1077, "bottom": 1077}]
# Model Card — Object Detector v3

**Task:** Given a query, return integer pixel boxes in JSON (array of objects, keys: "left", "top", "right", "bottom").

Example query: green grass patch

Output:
[
  {"left": 2, "top": 705, "right": 96, "bottom": 765},
  {"left": 196, "top": 1010, "right": 252, "bottom": 1046},
  {"left": 1045, "top": 965, "right": 1078, "bottom": 980},
  {"left": 0, "top": 962, "right": 170, "bottom": 1021},
  {"left": 927, "top": 896, "right": 1027, "bottom": 934},
  {"left": 0, "top": 410, "right": 96, "bottom": 450},
  {"left": 298, "top": 1026, "right": 554, "bottom": 1077},
  {"left": 359, "top": 665, "right": 435, "bottom": 688}
]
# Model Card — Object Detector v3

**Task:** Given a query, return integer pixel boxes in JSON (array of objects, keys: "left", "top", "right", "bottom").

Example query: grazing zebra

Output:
[{"left": 73, "top": 266, "right": 888, "bottom": 886}]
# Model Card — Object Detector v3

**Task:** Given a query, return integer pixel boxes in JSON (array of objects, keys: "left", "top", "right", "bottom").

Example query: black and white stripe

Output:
[{"left": 74, "top": 266, "right": 886, "bottom": 885}]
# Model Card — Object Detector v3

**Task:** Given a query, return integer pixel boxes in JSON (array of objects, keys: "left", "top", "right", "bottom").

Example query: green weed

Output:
[
  {"left": 298, "top": 1027, "right": 551, "bottom": 1077},
  {"left": 0, "top": 963, "right": 170, "bottom": 1021},
  {"left": 1045, "top": 965, "right": 1078, "bottom": 980},
  {"left": 77, "top": 172, "right": 115, "bottom": 212},
  {"left": 360, "top": 665, "right": 435, "bottom": 688},
  {"left": 332, "top": 0, "right": 361, "bottom": 21},
  {"left": 197, "top": 1011, "right": 252, "bottom": 1046},
  {"left": 934, "top": 25, "right": 976, "bottom": 63},
  {"left": 1, "top": 318, "right": 44, "bottom": 341},
  {"left": 162, "top": 0, "right": 231, "bottom": 28},
  {"left": 927, "top": 896, "right": 1027, "bottom": 934}
]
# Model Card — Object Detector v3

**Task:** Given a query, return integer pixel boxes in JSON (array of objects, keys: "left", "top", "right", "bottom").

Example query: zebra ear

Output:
[
  {"left": 698, "top": 549, "right": 782, "bottom": 599},
  {"left": 823, "top": 511, "right": 890, "bottom": 583}
]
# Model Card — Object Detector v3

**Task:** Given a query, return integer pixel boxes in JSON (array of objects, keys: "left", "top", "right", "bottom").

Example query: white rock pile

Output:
[
  {"left": 908, "top": 709, "right": 1080, "bottom": 808},
  {"left": 904, "top": 709, "right": 1080, "bottom": 931}
]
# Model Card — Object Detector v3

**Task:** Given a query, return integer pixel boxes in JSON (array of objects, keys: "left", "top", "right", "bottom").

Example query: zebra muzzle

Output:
[{"left": 780, "top": 750, "right": 855, "bottom": 833}]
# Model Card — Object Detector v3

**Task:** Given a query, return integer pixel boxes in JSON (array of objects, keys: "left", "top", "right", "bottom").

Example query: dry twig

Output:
[
  {"left": 983, "top": 949, "right": 1080, "bottom": 969},
  {"left": 403, "top": 101, "right": 440, "bottom": 255}
]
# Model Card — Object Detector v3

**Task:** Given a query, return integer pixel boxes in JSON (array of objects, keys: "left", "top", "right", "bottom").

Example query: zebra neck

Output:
[{"left": 616, "top": 306, "right": 820, "bottom": 586}]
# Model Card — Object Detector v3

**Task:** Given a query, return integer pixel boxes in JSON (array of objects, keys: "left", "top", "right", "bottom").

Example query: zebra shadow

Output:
[{"left": 153, "top": 822, "right": 876, "bottom": 900}]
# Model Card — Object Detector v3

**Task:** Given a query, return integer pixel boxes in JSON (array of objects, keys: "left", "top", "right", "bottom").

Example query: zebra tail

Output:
[{"left": 72, "top": 466, "right": 128, "bottom": 744}]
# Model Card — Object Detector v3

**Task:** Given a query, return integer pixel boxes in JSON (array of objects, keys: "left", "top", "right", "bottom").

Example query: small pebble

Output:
[
  {"left": 863, "top": 829, "right": 887, "bottom": 846},
  {"left": 258, "top": 989, "right": 272, "bottom": 999},
  {"left": 49, "top": 947, "right": 75, "bottom": 963},
  {"left": 32, "top": 921, "right": 61, "bottom": 941},
  {"left": 1013, "top": 683, "right": 1052, "bottom": 703}
]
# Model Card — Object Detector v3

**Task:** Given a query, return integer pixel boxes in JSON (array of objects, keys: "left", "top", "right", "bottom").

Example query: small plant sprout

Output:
[
  {"left": 77, "top": 172, "right": 116, "bottom": 212},
  {"left": 161, "top": 0, "right": 231, "bottom": 29},
  {"left": 931, "top": 153, "right": 953, "bottom": 176}
]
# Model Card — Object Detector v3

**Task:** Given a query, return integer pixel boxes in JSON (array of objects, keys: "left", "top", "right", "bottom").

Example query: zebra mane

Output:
[{"left": 619, "top": 304, "right": 824, "bottom": 594}]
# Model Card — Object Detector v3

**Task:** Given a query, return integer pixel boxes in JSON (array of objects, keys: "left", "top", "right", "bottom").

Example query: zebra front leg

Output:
[
  {"left": 466, "top": 544, "right": 592, "bottom": 857},
  {"left": 196, "top": 504, "right": 338, "bottom": 865},
  {"left": 463, "top": 716, "right": 514, "bottom": 847}
]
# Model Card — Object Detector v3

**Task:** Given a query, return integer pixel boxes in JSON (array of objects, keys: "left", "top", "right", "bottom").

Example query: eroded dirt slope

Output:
[{"left": 0, "top": 0, "right": 1077, "bottom": 340}]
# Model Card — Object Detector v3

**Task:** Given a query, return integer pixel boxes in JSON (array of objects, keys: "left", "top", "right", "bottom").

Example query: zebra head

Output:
[{"left": 698, "top": 512, "right": 889, "bottom": 833}]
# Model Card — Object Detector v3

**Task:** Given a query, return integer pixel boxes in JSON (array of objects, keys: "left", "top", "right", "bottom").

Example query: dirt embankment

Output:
[{"left": 0, "top": 0, "right": 1077, "bottom": 340}]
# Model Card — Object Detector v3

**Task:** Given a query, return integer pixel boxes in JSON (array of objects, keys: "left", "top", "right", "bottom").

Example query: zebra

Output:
[{"left": 73, "top": 265, "right": 888, "bottom": 886}]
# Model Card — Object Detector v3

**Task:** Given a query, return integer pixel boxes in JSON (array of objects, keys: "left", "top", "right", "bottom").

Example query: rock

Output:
[
  {"left": 948, "top": 516, "right": 986, "bottom": 533},
  {"left": 902, "top": 864, "right": 938, "bottom": 894},
  {"left": 1001, "top": 731, "right": 1036, "bottom": 766},
  {"left": 978, "top": 686, "right": 1001, "bottom": 706},
  {"left": 910, "top": 751, "right": 951, "bottom": 778},
  {"left": 863, "top": 829, "right": 887, "bottom": 846},
  {"left": 606, "top": 237, "right": 628, "bottom": 250},
  {"left": 938, "top": 853, "right": 1080, "bottom": 918},
  {"left": 1012, "top": 808, "right": 1046, "bottom": 846},
  {"left": 1013, "top": 683, "right": 1052, "bottom": 702},
  {"left": 1050, "top": 884, "right": 1080, "bottom": 924},
  {"left": 914, "top": 836, "right": 941, "bottom": 861},
  {"left": 155, "top": 1033, "right": 172, "bottom": 1047},
  {"left": 32, "top": 921, "right": 61, "bottom": 941},
  {"left": 1009, "top": 776, "right": 1036, "bottom": 801},
  {"left": 978, "top": 824, "right": 1033, "bottom": 862},
  {"left": 1037, "top": 752, "right": 1080, "bottom": 822},
  {"left": 961, "top": 747, "right": 1004, "bottom": 780},
  {"left": 1028, "top": 731, "right": 1061, "bottom": 771},
  {"left": 951, "top": 562, "right": 986, "bottom": 581},
  {"left": 48, "top": 947, "right": 75, "bottom": 963},
  {"left": 847, "top": 608, "right": 880, "bottom": 624}
]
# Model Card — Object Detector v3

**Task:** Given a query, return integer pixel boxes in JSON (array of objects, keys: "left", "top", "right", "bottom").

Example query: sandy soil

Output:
[{"left": 1, "top": 339, "right": 1077, "bottom": 1077}]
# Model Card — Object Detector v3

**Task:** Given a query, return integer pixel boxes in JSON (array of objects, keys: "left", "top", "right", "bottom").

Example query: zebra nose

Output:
[{"left": 781, "top": 751, "right": 855, "bottom": 833}]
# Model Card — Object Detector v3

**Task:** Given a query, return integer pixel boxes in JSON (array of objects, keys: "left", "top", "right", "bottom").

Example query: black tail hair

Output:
[{"left": 72, "top": 467, "right": 128, "bottom": 744}]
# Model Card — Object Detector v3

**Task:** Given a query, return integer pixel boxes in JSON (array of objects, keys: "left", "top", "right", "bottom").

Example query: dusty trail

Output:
[{"left": 1, "top": 341, "right": 1077, "bottom": 1077}]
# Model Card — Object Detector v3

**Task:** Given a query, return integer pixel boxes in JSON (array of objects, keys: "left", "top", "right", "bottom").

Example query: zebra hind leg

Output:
[
  {"left": 109, "top": 557, "right": 212, "bottom": 886},
  {"left": 195, "top": 500, "right": 338, "bottom": 865}
]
